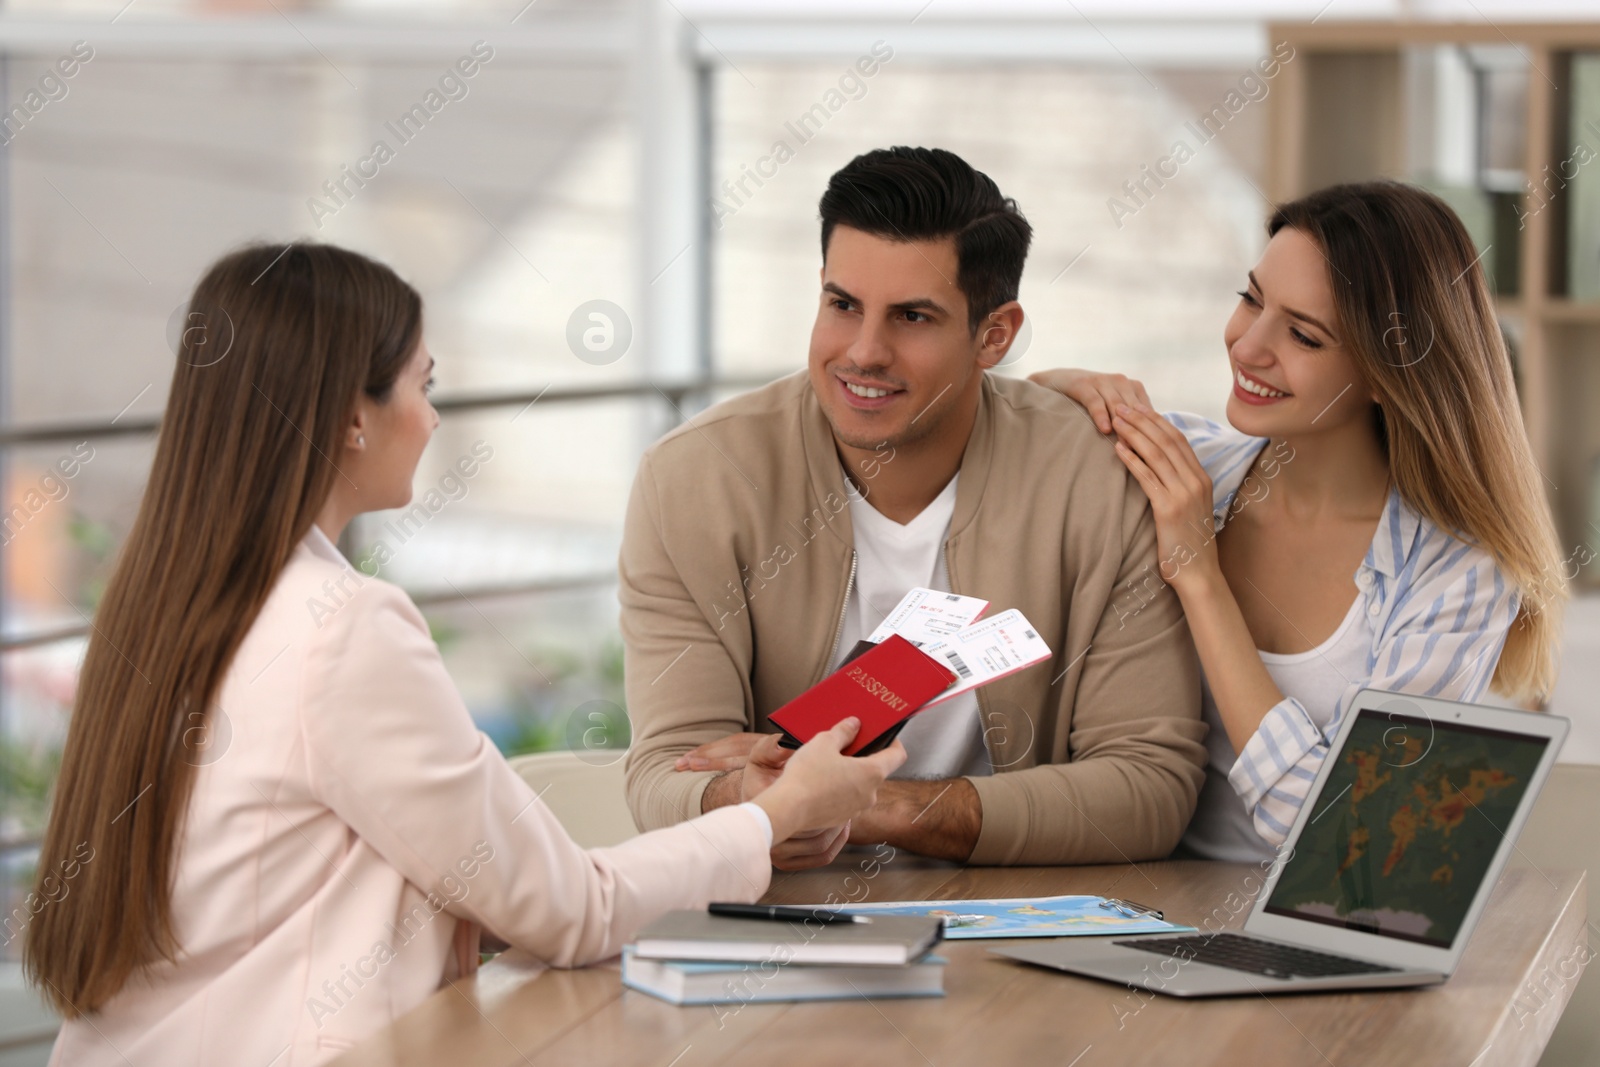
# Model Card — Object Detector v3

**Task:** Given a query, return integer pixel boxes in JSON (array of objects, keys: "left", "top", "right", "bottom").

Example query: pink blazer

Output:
[{"left": 50, "top": 526, "right": 771, "bottom": 1065}]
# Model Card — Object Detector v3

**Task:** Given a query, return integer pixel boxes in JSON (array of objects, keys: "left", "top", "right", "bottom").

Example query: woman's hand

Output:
[
  {"left": 736, "top": 735, "right": 850, "bottom": 870},
  {"left": 1027, "top": 368, "right": 1153, "bottom": 434},
  {"left": 1108, "top": 404, "right": 1221, "bottom": 595},
  {"left": 750, "top": 718, "right": 906, "bottom": 849}
]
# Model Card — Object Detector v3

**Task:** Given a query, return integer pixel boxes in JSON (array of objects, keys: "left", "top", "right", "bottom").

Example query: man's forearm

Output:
[
  {"left": 850, "top": 778, "right": 982, "bottom": 862},
  {"left": 700, "top": 769, "right": 744, "bottom": 813}
]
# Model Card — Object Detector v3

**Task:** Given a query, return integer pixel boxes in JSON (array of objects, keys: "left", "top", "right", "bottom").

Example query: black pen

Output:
[
  {"left": 709, "top": 902, "right": 872, "bottom": 925},
  {"left": 1098, "top": 897, "right": 1164, "bottom": 921}
]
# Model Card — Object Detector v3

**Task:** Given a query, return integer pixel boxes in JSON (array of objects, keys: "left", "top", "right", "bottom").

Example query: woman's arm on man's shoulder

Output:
[{"left": 1026, "top": 368, "right": 1267, "bottom": 510}]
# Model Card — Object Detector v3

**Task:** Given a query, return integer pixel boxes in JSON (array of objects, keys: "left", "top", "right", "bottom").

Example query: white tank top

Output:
[{"left": 1180, "top": 591, "right": 1373, "bottom": 863}]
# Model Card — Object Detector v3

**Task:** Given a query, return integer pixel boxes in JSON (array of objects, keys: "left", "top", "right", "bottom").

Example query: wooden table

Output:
[{"left": 332, "top": 852, "right": 1587, "bottom": 1067}]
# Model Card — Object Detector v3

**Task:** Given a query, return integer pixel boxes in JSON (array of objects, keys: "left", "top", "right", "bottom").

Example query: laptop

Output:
[{"left": 992, "top": 688, "right": 1569, "bottom": 996}]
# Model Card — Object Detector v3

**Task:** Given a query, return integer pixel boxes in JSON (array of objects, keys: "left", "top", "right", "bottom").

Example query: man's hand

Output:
[
  {"left": 691, "top": 733, "right": 773, "bottom": 814},
  {"left": 737, "top": 732, "right": 793, "bottom": 802},
  {"left": 675, "top": 732, "right": 765, "bottom": 773},
  {"left": 846, "top": 778, "right": 982, "bottom": 862}
]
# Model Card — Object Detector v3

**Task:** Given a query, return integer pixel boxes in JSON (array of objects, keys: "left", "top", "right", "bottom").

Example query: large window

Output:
[
  {"left": 0, "top": 8, "right": 1289, "bottom": 957},
  {"left": 708, "top": 50, "right": 1269, "bottom": 414},
  {"left": 0, "top": 10, "right": 724, "bottom": 950}
]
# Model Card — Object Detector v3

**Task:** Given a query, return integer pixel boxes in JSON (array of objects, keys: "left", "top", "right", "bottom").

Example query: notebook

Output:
[
  {"left": 630, "top": 910, "right": 944, "bottom": 966},
  {"left": 620, "top": 947, "right": 947, "bottom": 1005}
]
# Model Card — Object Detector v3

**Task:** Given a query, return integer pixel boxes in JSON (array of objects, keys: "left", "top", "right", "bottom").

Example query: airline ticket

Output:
[
  {"left": 867, "top": 587, "right": 990, "bottom": 648},
  {"left": 918, "top": 609, "right": 1053, "bottom": 707}
]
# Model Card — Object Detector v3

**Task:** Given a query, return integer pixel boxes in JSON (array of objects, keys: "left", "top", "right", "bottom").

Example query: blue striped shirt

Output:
[{"left": 1165, "top": 411, "right": 1521, "bottom": 846}]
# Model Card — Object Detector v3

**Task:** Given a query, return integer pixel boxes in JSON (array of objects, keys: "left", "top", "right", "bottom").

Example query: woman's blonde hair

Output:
[{"left": 1270, "top": 181, "right": 1564, "bottom": 703}]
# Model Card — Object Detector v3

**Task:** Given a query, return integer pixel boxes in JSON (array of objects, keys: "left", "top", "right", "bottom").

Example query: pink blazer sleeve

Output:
[{"left": 299, "top": 577, "right": 773, "bottom": 967}]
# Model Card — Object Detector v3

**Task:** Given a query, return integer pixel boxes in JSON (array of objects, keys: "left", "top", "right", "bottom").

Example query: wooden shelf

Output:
[
  {"left": 1268, "top": 21, "right": 1600, "bottom": 49},
  {"left": 1543, "top": 299, "right": 1600, "bottom": 324},
  {"left": 1268, "top": 20, "right": 1600, "bottom": 565}
]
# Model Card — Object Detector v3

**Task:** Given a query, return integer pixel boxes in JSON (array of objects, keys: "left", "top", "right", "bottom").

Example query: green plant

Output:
[{"left": 0, "top": 738, "right": 62, "bottom": 840}]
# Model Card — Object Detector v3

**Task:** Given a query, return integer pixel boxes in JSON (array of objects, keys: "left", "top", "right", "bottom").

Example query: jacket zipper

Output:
[{"left": 825, "top": 550, "right": 858, "bottom": 673}]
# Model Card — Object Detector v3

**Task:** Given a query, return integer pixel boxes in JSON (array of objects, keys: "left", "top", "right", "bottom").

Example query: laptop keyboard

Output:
[{"left": 1110, "top": 933, "right": 1400, "bottom": 980}]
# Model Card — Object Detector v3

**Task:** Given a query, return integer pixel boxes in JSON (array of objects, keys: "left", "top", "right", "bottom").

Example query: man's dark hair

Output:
[{"left": 819, "top": 146, "right": 1032, "bottom": 332}]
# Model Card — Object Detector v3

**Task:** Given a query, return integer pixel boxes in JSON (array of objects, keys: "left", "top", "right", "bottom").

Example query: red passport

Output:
[{"left": 768, "top": 634, "right": 959, "bottom": 757}]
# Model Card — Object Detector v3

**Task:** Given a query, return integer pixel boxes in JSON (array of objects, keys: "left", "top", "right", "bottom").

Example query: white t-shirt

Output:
[
  {"left": 1180, "top": 592, "right": 1372, "bottom": 863},
  {"left": 830, "top": 471, "right": 992, "bottom": 780}
]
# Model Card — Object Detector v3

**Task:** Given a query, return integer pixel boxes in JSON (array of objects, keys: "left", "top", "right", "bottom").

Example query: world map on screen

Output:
[{"left": 1265, "top": 710, "right": 1547, "bottom": 947}]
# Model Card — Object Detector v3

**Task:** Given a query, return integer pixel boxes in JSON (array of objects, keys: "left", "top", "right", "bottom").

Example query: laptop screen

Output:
[{"left": 1263, "top": 708, "right": 1550, "bottom": 948}]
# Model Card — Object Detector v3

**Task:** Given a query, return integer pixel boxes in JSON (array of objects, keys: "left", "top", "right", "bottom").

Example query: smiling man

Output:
[{"left": 621, "top": 147, "right": 1205, "bottom": 867}]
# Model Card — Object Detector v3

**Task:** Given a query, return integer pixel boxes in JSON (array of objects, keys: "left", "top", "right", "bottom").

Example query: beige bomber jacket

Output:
[{"left": 620, "top": 370, "right": 1207, "bottom": 865}]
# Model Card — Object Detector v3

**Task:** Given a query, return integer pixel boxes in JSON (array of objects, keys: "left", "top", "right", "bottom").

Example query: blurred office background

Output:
[{"left": 1, "top": 0, "right": 1598, "bottom": 1062}]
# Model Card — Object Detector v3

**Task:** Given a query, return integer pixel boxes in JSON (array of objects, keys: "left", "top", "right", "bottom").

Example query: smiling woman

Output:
[
  {"left": 1222, "top": 229, "right": 1352, "bottom": 417},
  {"left": 1031, "top": 180, "right": 1565, "bottom": 863}
]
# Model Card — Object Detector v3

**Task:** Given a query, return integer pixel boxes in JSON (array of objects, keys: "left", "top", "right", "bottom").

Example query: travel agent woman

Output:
[{"left": 25, "top": 243, "right": 905, "bottom": 1065}]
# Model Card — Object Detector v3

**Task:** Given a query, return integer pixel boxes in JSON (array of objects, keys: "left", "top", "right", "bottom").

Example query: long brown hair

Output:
[
  {"left": 1270, "top": 181, "right": 1563, "bottom": 702},
  {"left": 25, "top": 243, "right": 421, "bottom": 1016}
]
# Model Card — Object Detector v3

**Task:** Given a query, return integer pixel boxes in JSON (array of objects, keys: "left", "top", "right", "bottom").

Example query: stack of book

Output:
[{"left": 621, "top": 908, "right": 947, "bottom": 1006}]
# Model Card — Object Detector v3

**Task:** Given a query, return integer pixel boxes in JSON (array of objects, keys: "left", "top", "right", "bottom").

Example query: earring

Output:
[{"left": 356, "top": 435, "right": 365, "bottom": 447}]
